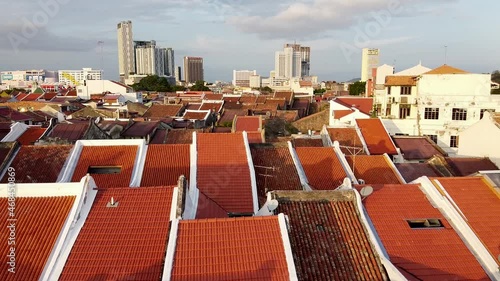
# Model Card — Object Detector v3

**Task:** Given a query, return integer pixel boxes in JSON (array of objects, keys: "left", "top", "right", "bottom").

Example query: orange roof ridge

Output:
[{"left": 424, "top": 64, "right": 469, "bottom": 75}]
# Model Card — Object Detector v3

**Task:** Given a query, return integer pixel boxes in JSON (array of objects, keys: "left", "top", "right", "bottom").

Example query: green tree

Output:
[
  {"left": 190, "top": 80, "right": 210, "bottom": 91},
  {"left": 349, "top": 81, "right": 366, "bottom": 96},
  {"left": 265, "top": 117, "right": 299, "bottom": 138},
  {"left": 314, "top": 88, "right": 326, "bottom": 95},
  {"left": 131, "top": 75, "right": 172, "bottom": 92}
]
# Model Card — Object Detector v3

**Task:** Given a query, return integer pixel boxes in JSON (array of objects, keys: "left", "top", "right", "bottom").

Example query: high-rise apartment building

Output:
[
  {"left": 275, "top": 45, "right": 303, "bottom": 79},
  {"left": 361, "top": 48, "right": 380, "bottom": 82},
  {"left": 117, "top": 21, "right": 135, "bottom": 82},
  {"left": 164, "top": 48, "right": 175, "bottom": 77},
  {"left": 284, "top": 43, "right": 311, "bottom": 77},
  {"left": 175, "top": 66, "right": 182, "bottom": 82},
  {"left": 58, "top": 68, "right": 102, "bottom": 86},
  {"left": 232, "top": 70, "right": 257, "bottom": 87},
  {"left": 183, "top": 57, "right": 204, "bottom": 83},
  {"left": 135, "top": 40, "right": 160, "bottom": 75}
]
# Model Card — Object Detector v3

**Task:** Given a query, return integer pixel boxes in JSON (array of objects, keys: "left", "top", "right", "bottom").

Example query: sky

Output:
[{"left": 1, "top": 0, "right": 499, "bottom": 82}]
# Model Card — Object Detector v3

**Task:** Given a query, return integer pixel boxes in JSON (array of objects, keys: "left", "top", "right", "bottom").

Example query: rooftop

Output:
[
  {"left": 362, "top": 184, "right": 489, "bottom": 280},
  {"left": 395, "top": 163, "right": 440, "bottom": 183},
  {"left": 334, "top": 97, "right": 374, "bottom": 115},
  {"left": 295, "top": 147, "right": 347, "bottom": 190},
  {"left": 234, "top": 116, "right": 261, "bottom": 132},
  {"left": 71, "top": 145, "right": 138, "bottom": 188},
  {"left": 346, "top": 155, "right": 402, "bottom": 184},
  {"left": 141, "top": 144, "right": 190, "bottom": 187},
  {"left": 424, "top": 64, "right": 469, "bottom": 75},
  {"left": 47, "top": 123, "right": 89, "bottom": 142},
  {"left": 356, "top": 119, "right": 398, "bottom": 155},
  {"left": 445, "top": 157, "right": 499, "bottom": 176},
  {"left": 60, "top": 186, "right": 175, "bottom": 281},
  {"left": 169, "top": 216, "right": 292, "bottom": 281},
  {"left": 164, "top": 129, "right": 197, "bottom": 144},
  {"left": 385, "top": 76, "right": 417, "bottom": 86},
  {"left": 2, "top": 145, "right": 73, "bottom": 183},
  {"left": 392, "top": 136, "right": 445, "bottom": 160},
  {"left": 292, "top": 138, "right": 324, "bottom": 148},
  {"left": 143, "top": 104, "right": 183, "bottom": 118},
  {"left": 17, "top": 126, "right": 46, "bottom": 145},
  {"left": 121, "top": 121, "right": 159, "bottom": 137},
  {"left": 327, "top": 127, "right": 365, "bottom": 155}
]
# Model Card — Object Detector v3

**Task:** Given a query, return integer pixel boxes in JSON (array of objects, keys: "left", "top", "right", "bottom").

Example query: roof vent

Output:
[
  {"left": 358, "top": 179, "right": 365, "bottom": 185},
  {"left": 106, "top": 197, "right": 118, "bottom": 208}
]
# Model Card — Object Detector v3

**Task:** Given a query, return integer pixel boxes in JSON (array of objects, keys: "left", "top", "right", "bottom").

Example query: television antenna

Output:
[{"left": 255, "top": 165, "right": 276, "bottom": 194}]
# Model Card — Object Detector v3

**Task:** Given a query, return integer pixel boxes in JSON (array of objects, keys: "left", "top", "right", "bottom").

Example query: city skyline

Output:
[{"left": 1, "top": 1, "right": 499, "bottom": 82}]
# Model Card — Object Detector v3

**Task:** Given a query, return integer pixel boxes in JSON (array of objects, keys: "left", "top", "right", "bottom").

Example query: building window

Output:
[
  {"left": 450, "top": 136, "right": 459, "bottom": 148},
  {"left": 374, "top": 104, "right": 382, "bottom": 116},
  {"left": 400, "top": 86, "right": 412, "bottom": 95},
  {"left": 87, "top": 166, "right": 122, "bottom": 174},
  {"left": 387, "top": 87, "right": 391, "bottom": 95},
  {"left": 480, "top": 109, "right": 495, "bottom": 119},
  {"left": 452, "top": 108, "right": 467, "bottom": 121},
  {"left": 386, "top": 105, "right": 392, "bottom": 117},
  {"left": 399, "top": 104, "right": 411, "bottom": 119},
  {"left": 407, "top": 219, "right": 444, "bottom": 229},
  {"left": 425, "top": 135, "right": 438, "bottom": 144},
  {"left": 424, "top": 108, "right": 440, "bottom": 120}
]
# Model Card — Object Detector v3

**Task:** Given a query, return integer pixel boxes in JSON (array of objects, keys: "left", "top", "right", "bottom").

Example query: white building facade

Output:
[
  {"left": 361, "top": 48, "right": 380, "bottom": 82},
  {"left": 58, "top": 68, "right": 102, "bottom": 86},
  {"left": 117, "top": 21, "right": 135, "bottom": 82},
  {"left": 232, "top": 70, "right": 257, "bottom": 87},
  {"left": 377, "top": 65, "right": 500, "bottom": 155}
]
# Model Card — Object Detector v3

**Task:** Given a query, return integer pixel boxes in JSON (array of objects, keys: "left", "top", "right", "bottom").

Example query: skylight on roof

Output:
[
  {"left": 87, "top": 166, "right": 122, "bottom": 174},
  {"left": 407, "top": 219, "right": 443, "bottom": 229}
]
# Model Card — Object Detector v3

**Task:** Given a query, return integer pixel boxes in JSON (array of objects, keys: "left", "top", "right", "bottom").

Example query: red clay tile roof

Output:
[
  {"left": 363, "top": 184, "right": 490, "bottom": 280},
  {"left": 184, "top": 103, "right": 202, "bottom": 110},
  {"left": 203, "top": 93, "right": 223, "bottom": 100},
  {"left": 15, "top": 93, "right": 29, "bottom": 100},
  {"left": 219, "top": 109, "right": 247, "bottom": 125},
  {"left": 356, "top": 119, "right": 398, "bottom": 155},
  {"left": 346, "top": 155, "right": 402, "bottom": 184},
  {"left": 295, "top": 147, "right": 347, "bottom": 190},
  {"left": 327, "top": 127, "right": 365, "bottom": 155},
  {"left": 170, "top": 216, "right": 290, "bottom": 281},
  {"left": 291, "top": 99, "right": 310, "bottom": 118},
  {"left": 0, "top": 142, "right": 16, "bottom": 171},
  {"left": 2, "top": 145, "right": 72, "bottom": 183},
  {"left": 197, "top": 133, "right": 254, "bottom": 214},
  {"left": 0, "top": 107, "right": 33, "bottom": 121},
  {"left": 333, "top": 109, "right": 354, "bottom": 119},
  {"left": 17, "top": 127, "right": 46, "bottom": 145},
  {"left": 395, "top": 163, "right": 440, "bottom": 183},
  {"left": 40, "top": 92, "right": 58, "bottom": 101},
  {"left": 385, "top": 76, "right": 417, "bottom": 86},
  {"left": 250, "top": 146, "right": 302, "bottom": 204},
  {"left": 143, "top": 104, "right": 183, "bottom": 118},
  {"left": 266, "top": 98, "right": 287, "bottom": 110},
  {"left": 445, "top": 157, "right": 499, "bottom": 176},
  {"left": 121, "top": 121, "right": 159, "bottom": 137},
  {"left": 199, "top": 102, "right": 223, "bottom": 112},
  {"left": 141, "top": 144, "right": 190, "bottom": 187},
  {"left": 150, "top": 129, "right": 167, "bottom": 144},
  {"left": 21, "top": 93, "right": 43, "bottom": 101},
  {"left": 71, "top": 146, "right": 138, "bottom": 188},
  {"left": 164, "top": 129, "right": 198, "bottom": 144},
  {"left": 276, "top": 110, "right": 299, "bottom": 123},
  {"left": 393, "top": 137, "right": 444, "bottom": 160},
  {"left": 234, "top": 116, "right": 261, "bottom": 132},
  {"left": 435, "top": 177, "right": 500, "bottom": 261},
  {"left": 60, "top": 186, "right": 174, "bottom": 281},
  {"left": 247, "top": 131, "right": 264, "bottom": 144},
  {"left": 48, "top": 123, "right": 89, "bottom": 141},
  {"left": 276, "top": 192, "right": 387, "bottom": 280},
  {"left": 183, "top": 110, "right": 210, "bottom": 120},
  {"left": 274, "top": 91, "right": 294, "bottom": 104},
  {"left": 239, "top": 94, "right": 258, "bottom": 104},
  {"left": 335, "top": 97, "right": 374, "bottom": 115},
  {"left": 0, "top": 196, "right": 76, "bottom": 281},
  {"left": 292, "top": 138, "right": 324, "bottom": 147},
  {"left": 424, "top": 64, "right": 469, "bottom": 75}
]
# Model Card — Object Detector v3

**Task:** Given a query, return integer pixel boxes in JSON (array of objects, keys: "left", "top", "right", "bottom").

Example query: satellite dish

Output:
[
  {"left": 360, "top": 186, "right": 373, "bottom": 197},
  {"left": 267, "top": 199, "right": 279, "bottom": 212}
]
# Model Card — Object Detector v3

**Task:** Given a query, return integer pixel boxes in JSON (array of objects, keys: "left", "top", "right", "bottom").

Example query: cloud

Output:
[{"left": 228, "top": 0, "right": 456, "bottom": 39}]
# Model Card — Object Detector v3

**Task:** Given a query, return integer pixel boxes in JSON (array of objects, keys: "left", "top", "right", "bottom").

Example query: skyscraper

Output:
[
  {"left": 275, "top": 44, "right": 305, "bottom": 79},
  {"left": 164, "top": 48, "right": 175, "bottom": 77},
  {"left": 284, "top": 43, "right": 311, "bottom": 77},
  {"left": 233, "top": 70, "right": 257, "bottom": 87},
  {"left": 361, "top": 48, "right": 380, "bottom": 82},
  {"left": 183, "top": 57, "right": 204, "bottom": 84},
  {"left": 134, "top": 40, "right": 165, "bottom": 76},
  {"left": 117, "top": 21, "right": 135, "bottom": 82}
]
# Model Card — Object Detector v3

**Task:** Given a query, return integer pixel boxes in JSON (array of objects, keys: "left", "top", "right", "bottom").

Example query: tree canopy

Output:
[
  {"left": 131, "top": 75, "right": 172, "bottom": 92},
  {"left": 190, "top": 80, "right": 210, "bottom": 91},
  {"left": 349, "top": 81, "right": 366, "bottom": 96}
]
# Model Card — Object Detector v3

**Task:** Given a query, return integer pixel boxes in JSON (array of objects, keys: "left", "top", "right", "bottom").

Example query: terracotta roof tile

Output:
[
  {"left": 393, "top": 137, "right": 445, "bottom": 160},
  {"left": 291, "top": 99, "right": 310, "bottom": 118},
  {"left": 48, "top": 123, "right": 89, "bottom": 142},
  {"left": 395, "top": 163, "right": 440, "bottom": 182},
  {"left": 327, "top": 127, "right": 365, "bottom": 155},
  {"left": 362, "top": 184, "right": 489, "bottom": 280},
  {"left": 219, "top": 109, "right": 247, "bottom": 125},
  {"left": 346, "top": 155, "right": 402, "bottom": 184},
  {"left": 435, "top": 177, "right": 500, "bottom": 260},
  {"left": 247, "top": 131, "right": 264, "bottom": 144},
  {"left": 40, "top": 92, "right": 58, "bottom": 101},
  {"left": 234, "top": 116, "right": 261, "bottom": 132},
  {"left": 197, "top": 133, "right": 254, "bottom": 215},
  {"left": 0, "top": 142, "right": 16, "bottom": 171},
  {"left": 141, "top": 144, "right": 190, "bottom": 187},
  {"left": 0, "top": 196, "right": 76, "bottom": 281},
  {"left": 239, "top": 94, "right": 258, "bottom": 104},
  {"left": 183, "top": 110, "right": 210, "bottom": 120},
  {"left": 295, "top": 147, "right": 347, "bottom": 190},
  {"left": 60, "top": 186, "right": 174, "bottom": 281},
  {"left": 170, "top": 216, "right": 290, "bottom": 281},
  {"left": 0, "top": 107, "right": 32, "bottom": 121},
  {"left": 276, "top": 110, "right": 299, "bottom": 123},
  {"left": 199, "top": 102, "right": 223, "bottom": 113},
  {"left": 164, "top": 129, "right": 198, "bottom": 144},
  {"left": 333, "top": 109, "right": 354, "bottom": 119},
  {"left": 292, "top": 138, "right": 324, "bottom": 147},
  {"left": 1, "top": 145, "right": 72, "bottom": 183},
  {"left": 203, "top": 93, "right": 223, "bottom": 100},
  {"left": 385, "top": 76, "right": 417, "bottom": 86},
  {"left": 71, "top": 146, "right": 138, "bottom": 188},
  {"left": 143, "top": 104, "right": 183, "bottom": 118},
  {"left": 356, "top": 119, "right": 398, "bottom": 155},
  {"left": 121, "top": 121, "right": 159, "bottom": 137},
  {"left": 21, "top": 93, "right": 43, "bottom": 101},
  {"left": 250, "top": 146, "right": 302, "bottom": 205},
  {"left": 445, "top": 157, "right": 499, "bottom": 176},
  {"left": 334, "top": 97, "right": 374, "bottom": 115},
  {"left": 274, "top": 91, "right": 294, "bottom": 104},
  {"left": 17, "top": 127, "right": 46, "bottom": 145},
  {"left": 424, "top": 64, "right": 469, "bottom": 75},
  {"left": 150, "top": 129, "right": 167, "bottom": 144},
  {"left": 276, "top": 192, "right": 387, "bottom": 280}
]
